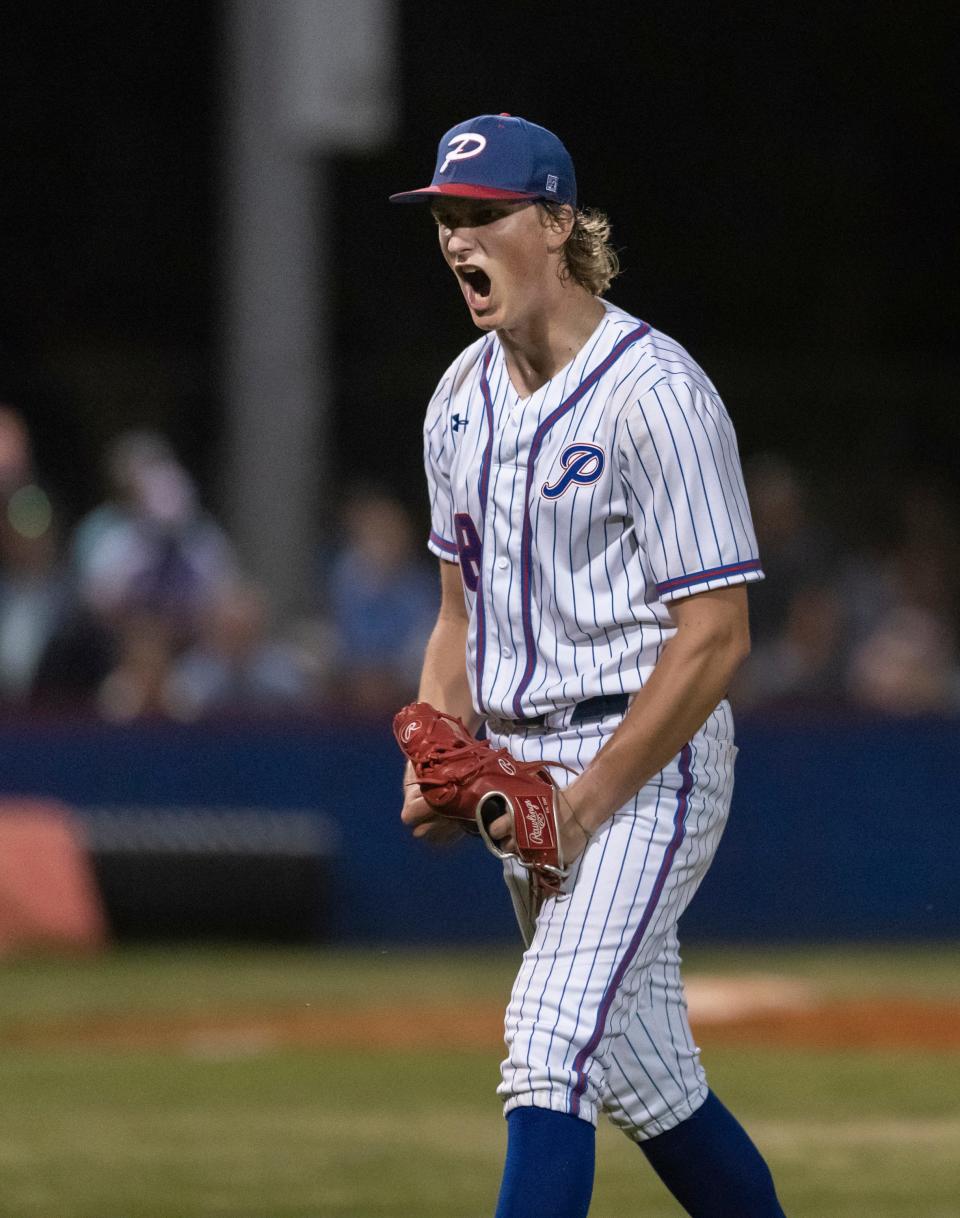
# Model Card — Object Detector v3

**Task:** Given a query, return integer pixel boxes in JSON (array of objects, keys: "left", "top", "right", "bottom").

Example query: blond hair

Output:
[{"left": 540, "top": 202, "right": 620, "bottom": 296}]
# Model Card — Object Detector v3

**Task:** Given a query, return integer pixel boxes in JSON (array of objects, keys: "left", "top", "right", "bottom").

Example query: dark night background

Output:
[{"left": 0, "top": 1, "right": 956, "bottom": 544}]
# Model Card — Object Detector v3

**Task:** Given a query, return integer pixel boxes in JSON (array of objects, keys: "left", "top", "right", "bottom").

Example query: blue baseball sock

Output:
[
  {"left": 494, "top": 1107, "right": 595, "bottom": 1218},
  {"left": 639, "top": 1090, "right": 786, "bottom": 1217}
]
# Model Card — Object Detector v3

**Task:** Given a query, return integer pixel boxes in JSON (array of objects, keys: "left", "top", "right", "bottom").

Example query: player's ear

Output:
[{"left": 539, "top": 202, "right": 575, "bottom": 251}]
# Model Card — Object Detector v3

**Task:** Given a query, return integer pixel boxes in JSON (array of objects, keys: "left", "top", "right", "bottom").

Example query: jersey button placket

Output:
[
  {"left": 487, "top": 401, "right": 523, "bottom": 705},
  {"left": 481, "top": 467, "right": 511, "bottom": 709},
  {"left": 507, "top": 434, "right": 531, "bottom": 712}
]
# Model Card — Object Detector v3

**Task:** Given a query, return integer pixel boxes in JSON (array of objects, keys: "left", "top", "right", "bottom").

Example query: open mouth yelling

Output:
[{"left": 457, "top": 264, "right": 492, "bottom": 311}]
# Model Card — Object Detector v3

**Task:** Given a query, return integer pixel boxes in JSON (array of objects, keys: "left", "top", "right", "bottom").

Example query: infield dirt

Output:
[{"left": 3, "top": 974, "right": 957, "bottom": 1054}]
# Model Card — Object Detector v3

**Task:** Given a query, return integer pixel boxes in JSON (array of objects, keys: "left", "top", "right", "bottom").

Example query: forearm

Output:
[
  {"left": 417, "top": 608, "right": 479, "bottom": 732},
  {"left": 402, "top": 575, "right": 479, "bottom": 838},
  {"left": 402, "top": 559, "right": 479, "bottom": 836},
  {"left": 570, "top": 600, "right": 749, "bottom": 830}
]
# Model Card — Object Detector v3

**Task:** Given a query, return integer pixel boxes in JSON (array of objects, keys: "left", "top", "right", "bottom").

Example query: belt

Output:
[{"left": 497, "top": 692, "right": 630, "bottom": 731}]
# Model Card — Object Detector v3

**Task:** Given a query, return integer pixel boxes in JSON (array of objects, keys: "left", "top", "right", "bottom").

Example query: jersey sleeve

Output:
[
  {"left": 423, "top": 375, "right": 459, "bottom": 562},
  {"left": 618, "top": 378, "right": 764, "bottom": 601}
]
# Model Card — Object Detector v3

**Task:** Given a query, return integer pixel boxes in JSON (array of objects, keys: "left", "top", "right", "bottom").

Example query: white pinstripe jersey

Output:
[{"left": 424, "top": 299, "right": 764, "bottom": 721}]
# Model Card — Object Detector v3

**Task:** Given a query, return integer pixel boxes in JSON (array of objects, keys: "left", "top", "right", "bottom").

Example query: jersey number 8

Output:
[{"left": 454, "top": 513, "right": 482, "bottom": 592}]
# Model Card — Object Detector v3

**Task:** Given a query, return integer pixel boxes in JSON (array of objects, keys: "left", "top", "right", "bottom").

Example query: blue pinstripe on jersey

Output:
[
  {"left": 471, "top": 340, "right": 497, "bottom": 710},
  {"left": 511, "top": 324, "right": 651, "bottom": 717},
  {"left": 423, "top": 302, "right": 763, "bottom": 719},
  {"left": 649, "top": 390, "right": 708, "bottom": 571},
  {"left": 491, "top": 704, "right": 731, "bottom": 1135},
  {"left": 699, "top": 399, "right": 753, "bottom": 542},
  {"left": 421, "top": 296, "right": 762, "bottom": 1141},
  {"left": 673, "top": 385, "right": 726, "bottom": 561},
  {"left": 568, "top": 741, "right": 694, "bottom": 1117},
  {"left": 663, "top": 385, "right": 725, "bottom": 563},
  {"left": 477, "top": 341, "right": 496, "bottom": 509},
  {"left": 682, "top": 384, "right": 743, "bottom": 560}
]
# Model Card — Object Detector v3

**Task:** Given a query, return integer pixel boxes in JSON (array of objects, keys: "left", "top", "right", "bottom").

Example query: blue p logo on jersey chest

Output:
[{"left": 541, "top": 443, "right": 605, "bottom": 499}]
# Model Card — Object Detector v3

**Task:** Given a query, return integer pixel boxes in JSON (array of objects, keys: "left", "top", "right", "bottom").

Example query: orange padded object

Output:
[{"left": 0, "top": 800, "right": 108, "bottom": 956}]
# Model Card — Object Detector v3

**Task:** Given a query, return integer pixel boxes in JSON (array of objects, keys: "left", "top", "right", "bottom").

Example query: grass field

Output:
[{"left": 1, "top": 944, "right": 957, "bottom": 1217}]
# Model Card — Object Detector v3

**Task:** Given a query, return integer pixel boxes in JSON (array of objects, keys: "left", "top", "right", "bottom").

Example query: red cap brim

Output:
[{"left": 388, "top": 183, "right": 542, "bottom": 204}]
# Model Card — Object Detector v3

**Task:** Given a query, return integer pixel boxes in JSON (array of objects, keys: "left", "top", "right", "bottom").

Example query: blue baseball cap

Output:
[{"left": 389, "top": 113, "right": 577, "bottom": 207}]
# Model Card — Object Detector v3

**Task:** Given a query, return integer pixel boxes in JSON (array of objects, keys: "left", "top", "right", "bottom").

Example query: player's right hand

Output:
[{"left": 400, "top": 763, "right": 465, "bottom": 844}]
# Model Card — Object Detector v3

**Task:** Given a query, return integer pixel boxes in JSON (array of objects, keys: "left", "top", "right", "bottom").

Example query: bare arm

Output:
[
  {"left": 568, "top": 584, "right": 751, "bottom": 829},
  {"left": 488, "top": 584, "right": 752, "bottom": 860},
  {"left": 415, "top": 558, "right": 480, "bottom": 730},
  {"left": 400, "top": 559, "right": 476, "bottom": 840},
  {"left": 404, "top": 569, "right": 751, "bottom": 863}
]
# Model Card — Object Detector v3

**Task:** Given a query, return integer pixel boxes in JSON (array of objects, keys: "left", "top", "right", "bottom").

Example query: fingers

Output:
[
  {"left": 486, "top": 811, "right": 513, "bottom": 845},
  {"left": 400, "top": 786, "right": 433, "bottom": 826},
  {"left": 401, "top": 784, "right": 465, "bottom": 844},
  {"left": 412, "top": 818, "right": 464, "bottom": 844}
]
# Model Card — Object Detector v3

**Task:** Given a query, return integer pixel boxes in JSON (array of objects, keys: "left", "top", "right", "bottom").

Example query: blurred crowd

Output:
[
  {"left": 0, "top": 404, "right": 437, "bottom": 721},
  {"left": 2, "top": 404, "right": 958, "bottom": 722},
  {"left": 731, "top": 453, "right": 960, "bottom": 717}
]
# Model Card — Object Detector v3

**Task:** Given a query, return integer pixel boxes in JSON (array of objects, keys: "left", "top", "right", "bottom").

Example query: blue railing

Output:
[{"left": 1, "top": 713, "right": 957, "bottom": 943}]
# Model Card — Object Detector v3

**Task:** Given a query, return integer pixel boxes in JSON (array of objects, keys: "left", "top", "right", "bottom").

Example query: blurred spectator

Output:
[
  {"left": 885, "top": 479, "right": 960, "bottom": 624},
  {"left": 96, "top": 612, "right": 177, "bottom": 722},
  {"left": 325, "top": 487, "right": 437, "bottom": 714},
  {"left": 165, "top": 582, "right": 310, "bottom": 720},
  {"left": 0, "top": 528, "right": 60, "bottom": 700},
  {"left": 741, "top": 453, "right": 835, "bottom": 647},
  {"left": 0, "top": 405, "right": 112, "bottom": 709},
  {"left": 64, "top": 429, "right": 244, "bottom": 720},
  {"left": 835, "top": 477, "right": 960, "bottom": 648},
  {"left": 847, "top": 606, "right": 960, "bottom": 716},
  {"left": 71, "top": 430, "right": 172, "bottom": 570},
  {"left": 72, "top": 430, "right": 238, "bottom": 635},
  {"left": 735, "top": 456, "right": 960, "bottom": 718},
  {"left": 731, "top": 583, "right": 846, "bottom": 711},
  {"left": 732, "top": 453, "right": 846, "bottom": 709},
  {"left": 836, "top": 479, "right": 960, "bottom": 716},
  {"left": 0, "top": 407, "right": 58, "bottom": 698},
  {"left": 0, "top": 405, "right": 33, "bottom": 496},
  {"left": 0, "top": 497, "right": 111, "bottom": 708},
  {"left": 7, "top": 405, "right": 960, "bottom": 724}
]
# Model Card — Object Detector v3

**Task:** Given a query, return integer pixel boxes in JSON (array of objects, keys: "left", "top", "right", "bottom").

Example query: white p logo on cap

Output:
[{"left": 440, "top": 133, "right": 487, "bottom": 174}]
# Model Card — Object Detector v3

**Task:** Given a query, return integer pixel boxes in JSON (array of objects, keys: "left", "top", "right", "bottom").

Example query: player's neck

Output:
[{"left": 498, "top": 291, "right": 605, "bottom": 399}]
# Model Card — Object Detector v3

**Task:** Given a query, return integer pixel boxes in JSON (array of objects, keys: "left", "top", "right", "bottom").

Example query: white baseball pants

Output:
[{"left": 488, "top": 701, "right": 737, "bottom": 1140}]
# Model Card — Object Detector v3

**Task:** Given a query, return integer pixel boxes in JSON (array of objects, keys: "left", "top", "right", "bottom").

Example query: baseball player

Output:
[{"left": 392, "top": 114, "right": 785, "bottom": 1218}]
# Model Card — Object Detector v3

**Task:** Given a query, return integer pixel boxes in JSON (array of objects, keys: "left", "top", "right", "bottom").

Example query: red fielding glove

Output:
[{"left": 394, "top": 700, "right": 569, "bottom": 894}]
